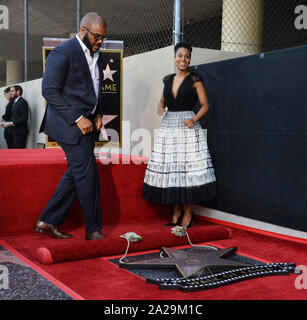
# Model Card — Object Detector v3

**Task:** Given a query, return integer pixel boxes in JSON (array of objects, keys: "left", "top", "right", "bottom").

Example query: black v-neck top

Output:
[{"left": 162, "top": 72, "right": 203, "bottom": 111}]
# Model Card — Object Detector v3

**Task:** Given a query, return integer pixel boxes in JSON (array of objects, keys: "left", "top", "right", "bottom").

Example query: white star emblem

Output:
[{"left": 103, "top": 64, "right": 117, "bottom": 82}]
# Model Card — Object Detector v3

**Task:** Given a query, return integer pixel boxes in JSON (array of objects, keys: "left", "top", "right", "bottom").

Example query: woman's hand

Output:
[
  {"left": 184, "top": 118, "right": 196, "bottom": 128},
  {"left": 157, "top": 103, "right": 166, "bottom": 115}
]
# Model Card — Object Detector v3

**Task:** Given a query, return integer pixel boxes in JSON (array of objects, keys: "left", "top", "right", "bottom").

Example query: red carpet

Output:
[{"left": 0, "top": 149, "right": 169, "bottom": 236}]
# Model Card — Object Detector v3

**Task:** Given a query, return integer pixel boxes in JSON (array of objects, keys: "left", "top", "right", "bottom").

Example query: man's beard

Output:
[{"left": 82, "top": 32, "right": 100, "bottom": 54}]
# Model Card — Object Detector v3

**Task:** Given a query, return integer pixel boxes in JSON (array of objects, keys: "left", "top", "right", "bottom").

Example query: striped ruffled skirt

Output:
[{"left": 142, "top": 111, "right": 217, "bottom": 205}]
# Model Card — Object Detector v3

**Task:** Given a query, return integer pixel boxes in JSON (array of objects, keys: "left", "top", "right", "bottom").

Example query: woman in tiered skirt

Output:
[{"left": 142, "top": 42, "right": 217, "bottom": 228}]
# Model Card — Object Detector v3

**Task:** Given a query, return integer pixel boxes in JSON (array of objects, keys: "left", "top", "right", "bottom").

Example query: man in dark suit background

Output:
[
  {"left": 1, "top": 87, "right": 13, "bottom": 148},
  {"left": 34, "top": 12, "right": 107, "bottom": 241},
  {"left": 1, "top": 85, "right": 29, "bottom": 148}
]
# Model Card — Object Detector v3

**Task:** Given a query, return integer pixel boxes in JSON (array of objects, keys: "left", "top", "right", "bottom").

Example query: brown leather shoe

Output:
[
  {"left": 34, "top": 220, "right": 73, "bottom": 239},
  {"left": 85, "top": 231, "right": 105, "bottom": 241}
]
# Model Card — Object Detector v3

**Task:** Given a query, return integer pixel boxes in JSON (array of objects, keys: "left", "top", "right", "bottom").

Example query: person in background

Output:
[
  {"left": 1, "top": 85, "right": 29, "bottom": 148},
  {"left": 1, "top": 87, "right": 13, "bottom": 148}
]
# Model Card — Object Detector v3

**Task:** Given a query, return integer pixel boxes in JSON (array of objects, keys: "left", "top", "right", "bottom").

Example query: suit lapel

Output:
[
  {"left": 12, "top": 97, "right": 22, "bottom": 113},
  {"left": 72, "top": 37, "right": 96, "bottom": 97},
  {"left": 72, "top": 37, "right": 92, "bottom": 78}
]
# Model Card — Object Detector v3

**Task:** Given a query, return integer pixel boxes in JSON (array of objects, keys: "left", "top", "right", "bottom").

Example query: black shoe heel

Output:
[
  {"left": 181, "top": 213, "right": 195, "bottom": 228},
  {"left": 165, "top": 207, "right": 184, "bottom": 227}
]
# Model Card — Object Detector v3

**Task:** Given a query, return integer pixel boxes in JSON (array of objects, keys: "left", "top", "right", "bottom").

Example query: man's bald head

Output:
[
  {"left": 78, "top": 12, "right": 107, "bottom": 55},
  {"left": 80, "top": 12, "right": 107, "bottom": 29}
]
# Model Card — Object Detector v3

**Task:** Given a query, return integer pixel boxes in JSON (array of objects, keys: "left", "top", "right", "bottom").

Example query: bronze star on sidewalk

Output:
[{"left": 120, "top": 247, "right": 253, "bottom": 278}]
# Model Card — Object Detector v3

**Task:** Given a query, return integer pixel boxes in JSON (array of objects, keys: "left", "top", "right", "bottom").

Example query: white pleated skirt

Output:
[{"left": 142, "top": 111, "right": 217, "bottom": 205}]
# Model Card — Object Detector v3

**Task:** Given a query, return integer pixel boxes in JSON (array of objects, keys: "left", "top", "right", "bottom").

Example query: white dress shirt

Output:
[
  {"left": 13, "top": 96, "right": 21, "bottom": 104},
  {"left": 75, "top": 35, "right": 100, "bottom": 121}
]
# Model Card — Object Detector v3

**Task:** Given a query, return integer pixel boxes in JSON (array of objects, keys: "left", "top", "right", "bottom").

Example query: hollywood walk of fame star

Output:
[
  {"left": 103, "top": 64, "right": 117, "bottom": 82},
  {"left": 120, "top": 247, "right": 253, "bottom": 278}
]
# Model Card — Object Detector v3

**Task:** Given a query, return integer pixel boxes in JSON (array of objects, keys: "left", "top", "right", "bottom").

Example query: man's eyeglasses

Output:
[{"left": 85, "top": 27, "right": 107, "bottom": 42}]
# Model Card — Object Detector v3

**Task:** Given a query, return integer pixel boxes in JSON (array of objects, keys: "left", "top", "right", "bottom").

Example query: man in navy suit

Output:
[{"left": 34, "top": 12, "right": 107, "bottom": 240}]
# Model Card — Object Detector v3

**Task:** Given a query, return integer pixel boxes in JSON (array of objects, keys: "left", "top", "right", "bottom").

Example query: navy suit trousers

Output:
[{"left": 39, "top": 131, "right": 102, "bottom": 235}]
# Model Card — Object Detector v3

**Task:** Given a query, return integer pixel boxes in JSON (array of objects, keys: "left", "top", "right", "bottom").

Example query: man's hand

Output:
[
  {"left": 76, "top": 117, "right": 93, "bottom": 135},
  {"left": 95, "top": 115, "right": 103, "bottom": 131}
]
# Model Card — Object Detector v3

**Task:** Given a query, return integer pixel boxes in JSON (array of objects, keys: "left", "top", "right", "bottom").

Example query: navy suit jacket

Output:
[
  {"left": 3, "top": 97, "right": 29, "bottom": 137},
  {"left": 40, "top": 37, "right": 104, "bottom": 144},
  {"left": 10, "top": 97, "right": 29, "bottom": 135}
]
